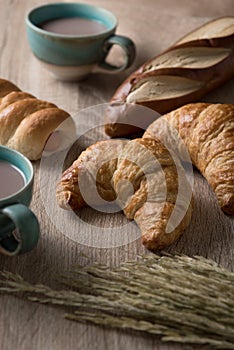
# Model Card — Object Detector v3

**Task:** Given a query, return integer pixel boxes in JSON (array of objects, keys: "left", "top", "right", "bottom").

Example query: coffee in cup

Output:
[
  {"left": 0, "top": 161, "right": 25, "bottom": 199},
  {"left": 0, "top": 146, "right": 39, "bottom": 256},
  {"left": 39, "top": 17, "right": 108, "bottom": 36},
  {"left": 26, "top": 3, "right": 136, "bottom": 81}
]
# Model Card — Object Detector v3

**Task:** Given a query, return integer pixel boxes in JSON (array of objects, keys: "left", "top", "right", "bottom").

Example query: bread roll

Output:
[
  {"left": 0, "top": 78, "right": 70, "bottom": 160},
  {"left": 105, "top": 17, "right": 234, "bottom": 137}
]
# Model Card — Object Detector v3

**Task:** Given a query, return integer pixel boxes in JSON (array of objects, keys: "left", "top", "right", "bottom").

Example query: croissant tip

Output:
[
  {"left": 220, "top": 194, "right": 234, "bottom": 215},
  {"left": 142, "top": 233, "right": 167, "bottom": 251},
  {"left": 221, "top": 205, "right": 234, "bottom": 216}
]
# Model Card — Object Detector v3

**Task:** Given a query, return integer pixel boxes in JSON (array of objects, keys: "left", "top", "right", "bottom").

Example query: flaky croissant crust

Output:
[
  {"left": 113, "top": 138, "right": 193, "bottom": 250},
  {"left": 56, "top": 138, "right": 193, "bottom": 251},
  {"left": 144, "top": 103, "right": 234, "bottom": 215},
  {"left": 56, "top": 139, "right": 128, "bottom": 211}
]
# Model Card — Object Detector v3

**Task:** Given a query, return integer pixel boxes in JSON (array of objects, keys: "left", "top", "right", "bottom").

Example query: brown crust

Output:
[
  {"left": 0, "top": 79, "right": 20, "bottom": 99},
  {"left": 0, "top": 78, "right": 70, "bottom": 160}
]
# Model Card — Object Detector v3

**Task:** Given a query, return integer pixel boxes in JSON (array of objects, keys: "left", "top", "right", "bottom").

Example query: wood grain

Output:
[{"left": 0, "top": 0, "right": 233, "bottom": 349}]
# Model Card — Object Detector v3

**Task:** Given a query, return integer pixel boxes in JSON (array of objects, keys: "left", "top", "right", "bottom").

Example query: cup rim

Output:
[
  {"left": 0, "top": 145, "right": 33, "bottom": 202},
  {"left": 25, "top": 2, "right": 118, "bottom": 39}
]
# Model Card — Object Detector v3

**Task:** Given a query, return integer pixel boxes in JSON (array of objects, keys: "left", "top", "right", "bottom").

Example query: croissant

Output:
[
  {"left": 144, "top": 103, "right": 234, "bottom": 215},
  {"left": 56, "top": 138, "right": 193, "bottom": 250},
  {"left": 112, "top": 138, "right": 193, "bottom": 250},
  {"left": 56, "top": 139, "right": 128, "bottom": 211},
  {"left": 0, "top": 78, "right": 70, "bottom": 160},
  {"left": 104, "top": 16, "right": 234, "bottom": 137}
]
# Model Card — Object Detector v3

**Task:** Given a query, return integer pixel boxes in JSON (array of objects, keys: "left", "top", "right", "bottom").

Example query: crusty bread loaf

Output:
[
  {"left": 0, "top": 78, "right": 70, "bottom": 160},
  {"left": 105, "top": 17, "right": 234, "bottom": 137},
  {"left": 144, "top": 103, "right": 234, "bottom": 215}
]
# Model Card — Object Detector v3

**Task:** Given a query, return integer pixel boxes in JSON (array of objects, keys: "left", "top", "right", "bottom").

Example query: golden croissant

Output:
[
  {"left": 56, "top": 139, "right": 128, "bottom": 211},
  {"left": 144, "top": 103, "right": 234, "bottom": 215},
  {"left": 0, "top": 78, "right": 70, "bottom": 160},
  {"left": 56, "top": 138, "right": 193, "bottom": 250}
]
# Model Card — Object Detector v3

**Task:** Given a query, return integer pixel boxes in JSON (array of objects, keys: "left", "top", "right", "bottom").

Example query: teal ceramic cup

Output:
[
  {"left": 0, "top": 146, "right": 40, "bottom": 256},
  {"left": 26, "top": 2, "right": 136, "bottom": 81}
]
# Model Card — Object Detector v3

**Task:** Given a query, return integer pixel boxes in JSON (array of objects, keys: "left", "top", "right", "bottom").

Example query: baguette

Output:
[{"left": 105, "top": 17, "right": 234, "bottom": 137}]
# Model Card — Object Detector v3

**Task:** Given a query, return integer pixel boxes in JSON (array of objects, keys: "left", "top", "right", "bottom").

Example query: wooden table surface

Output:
[{"left": 0, "top": 0, "right": 234, "bottom": 349}]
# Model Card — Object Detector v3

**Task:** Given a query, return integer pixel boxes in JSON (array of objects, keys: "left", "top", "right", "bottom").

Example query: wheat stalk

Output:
[{"left": 0, "top": 254, "right": 234, "bottom": 349}]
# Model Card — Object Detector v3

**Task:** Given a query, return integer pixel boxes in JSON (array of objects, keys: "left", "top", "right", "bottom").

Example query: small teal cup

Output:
[
  {"left": 26, "top": 2, "right": 136, "bottom": 81},
  {"left": 0, "top": 146, "right": 40, "bottom": 256}
]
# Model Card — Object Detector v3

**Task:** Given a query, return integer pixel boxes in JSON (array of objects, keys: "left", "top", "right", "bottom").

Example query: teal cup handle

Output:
[
  {"left": 96, "top": 35, "right": 136, "bottom": 73},
  {"left": 0, "top": 204, "right": 39, "bottom": 256},
  {"left": 26, "top": 3, "right": 136, "bottom": 81}
]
